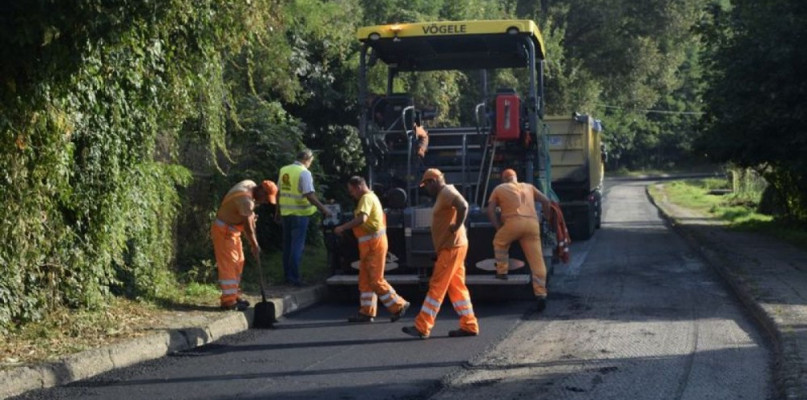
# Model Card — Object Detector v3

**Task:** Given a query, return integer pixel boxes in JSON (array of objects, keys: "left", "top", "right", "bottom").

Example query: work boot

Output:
[
  {"left": 347, "top": 313, "right": 374, "bottom": 323},
  {"left": 390, "top": 301, "right": 410, "bottom": 322},
  {"left": 401, "top": 326, "right": 428, "bottom": 339},
  {"left": 495, "top": 273, "right": 508, "bottom": 280},
  {"left": 536, "top": 296, "right": 547, "bottom": 312},
  {"left": 448, "top": 329, "right": 478, "bottom": 338},
  {"left": 236, "top": 298, "right": 251, "bottom": 308}
]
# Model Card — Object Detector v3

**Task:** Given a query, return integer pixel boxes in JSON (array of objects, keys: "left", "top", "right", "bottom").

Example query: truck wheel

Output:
[
  {"left": 595, "top": 202, "right": 602, "bottom": 229},
  {"left": 573, "top": 205, "right": 595, "bottom": 240}
]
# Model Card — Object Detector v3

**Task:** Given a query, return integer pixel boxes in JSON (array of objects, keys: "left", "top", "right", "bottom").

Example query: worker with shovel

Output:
[
  {"left": 211, "top": 180, "right": 278, "bottom": 311},
  {"left": 334, "top": 176, "right": 410, "bottom": 323}
]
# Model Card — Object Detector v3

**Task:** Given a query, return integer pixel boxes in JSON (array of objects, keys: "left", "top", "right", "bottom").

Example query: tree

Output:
[{"left": 698, "top": 0, "right": 807, "bottom": 221}]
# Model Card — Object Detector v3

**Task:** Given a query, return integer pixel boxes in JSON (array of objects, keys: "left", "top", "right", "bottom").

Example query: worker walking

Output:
[
  {"left": 402, "top": 169, "right": 479, "bottom": 339},
  {"left": 211, "top": 180, "right": 278, "bottom": 310},
  {"left": 486, "top": 168, "right": 552, "bottom": 311},
  {"left": 334, "top": 176, "right": 410, "bottom": 323},
  {"left": 276, "top": 149, "right": 332, "bottom": 286}
]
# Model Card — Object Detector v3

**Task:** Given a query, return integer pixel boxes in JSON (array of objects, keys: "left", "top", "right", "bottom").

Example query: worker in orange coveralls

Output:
[
  {"left": 211, "top": 180, "right": 277, "bottom": 311},
  {"left": 486, "top": 168, "right": 552, "bottom": 311},
  {"left": 334, "top": 176, "right": 410, "bottom": 323},
  {"left": 402, "top": 169, "right": 479, "bottom": 339}
]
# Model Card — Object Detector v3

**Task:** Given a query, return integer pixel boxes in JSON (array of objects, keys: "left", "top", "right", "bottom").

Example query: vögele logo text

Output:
[{"left": 421, "top": 24, "right": 467, "bottom": 35}]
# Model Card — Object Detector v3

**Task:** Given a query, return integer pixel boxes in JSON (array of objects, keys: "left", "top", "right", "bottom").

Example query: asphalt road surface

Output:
[
  {"left": 431, "top": 178, "right": 772, "bottom": 400},
  {"left": 16, "top": 178, "right": 772, "bottom": 400}
]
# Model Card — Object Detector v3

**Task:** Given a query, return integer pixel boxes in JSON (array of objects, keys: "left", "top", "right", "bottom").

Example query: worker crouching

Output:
[
  {"left": 335, "top": 176, "right": 410, "bottom": 323},
  {"left": 486, "top": 169, "right": 552, "bottom": 311}
]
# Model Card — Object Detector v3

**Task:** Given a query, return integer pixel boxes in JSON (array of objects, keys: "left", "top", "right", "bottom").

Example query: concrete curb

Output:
[
  {"left": 646, "top": 186, "right": 804, "bottom": 400},
  {"left": 0, "top": 284, "right": 327, "bottom": 399}
]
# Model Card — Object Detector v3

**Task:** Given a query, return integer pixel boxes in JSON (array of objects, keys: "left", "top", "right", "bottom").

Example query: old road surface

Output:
[{"left": 15, "top": 178, "right": 772, "bottom": 400}]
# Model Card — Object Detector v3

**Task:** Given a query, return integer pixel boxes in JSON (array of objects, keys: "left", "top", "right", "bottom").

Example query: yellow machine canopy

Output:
[{"left": 357, "top": 20, "right": 546, "bottom": 71}]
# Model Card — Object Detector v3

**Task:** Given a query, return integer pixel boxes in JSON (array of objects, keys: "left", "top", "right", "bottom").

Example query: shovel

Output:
[{"left": 252, "top": 257, "right": 276, "bottom": 329}]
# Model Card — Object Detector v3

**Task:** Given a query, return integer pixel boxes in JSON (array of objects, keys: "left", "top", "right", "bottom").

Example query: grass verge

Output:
[
  {"left": 1, "top": 243, "right": 331, "bottom": 369},
  {"left": 651, "top": 179, "right": 807, "bottom": 252}
]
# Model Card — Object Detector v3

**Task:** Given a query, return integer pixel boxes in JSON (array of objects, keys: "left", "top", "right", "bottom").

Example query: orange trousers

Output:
[
  {"left": 494, "top": 216, "right": 547, "bottom": 297},
  {"left": 357, "top": 233, "right": 407, "bottom": 317},
  {"left": 211, "top": 221, "right": 245, "bottom": 307},
  {"left": 414, "top": 245, "right": 478, "bottom": 336}
]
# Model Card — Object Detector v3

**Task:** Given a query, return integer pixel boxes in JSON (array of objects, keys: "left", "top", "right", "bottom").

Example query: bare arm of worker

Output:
[
  {"left": 334, "top": 213, "right": 368, "bottom": 235},
  {"left": 303, "top": 192, "right": 333, "bottom": 218},
  {"left": 450, "top": 195, "right": 468, "bottom": 233},
  {"left": 245, "top": 213, "right": 261, "bottom": 260},
  {"left": 532, "top": 186, "right": 552, "bottom": 217},
  {"left": 486, "top": 197, "right": 501, "bottom": 230}
]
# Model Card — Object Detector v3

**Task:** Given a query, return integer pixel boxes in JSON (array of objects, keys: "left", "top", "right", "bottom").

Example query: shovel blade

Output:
[{"left": 253, "top": 301, "right": 276, "bottom": 329}]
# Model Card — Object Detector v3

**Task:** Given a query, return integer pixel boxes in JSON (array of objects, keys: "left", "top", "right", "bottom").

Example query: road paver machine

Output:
[{"left": 324, "top": 20, "right": 560, "bottom": 297}]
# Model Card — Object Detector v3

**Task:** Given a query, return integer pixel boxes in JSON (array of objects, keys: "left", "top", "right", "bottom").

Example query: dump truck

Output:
[
  {"left": 323, "top": 20, "right": 560, "bottom": 299},
  {"left": 546, "top": 114, "right": 605, "bottom": 240}
]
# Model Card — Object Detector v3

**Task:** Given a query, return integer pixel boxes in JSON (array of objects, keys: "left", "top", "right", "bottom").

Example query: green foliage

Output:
[
  {"left": 0, "top": 0, "right": 289, "bottom": 332},
  {"left": 539, "top": 0, "right": 704, "bottom": 170},
  {"left": 697, "top": 0, "right": 807, "bottom": 222}
]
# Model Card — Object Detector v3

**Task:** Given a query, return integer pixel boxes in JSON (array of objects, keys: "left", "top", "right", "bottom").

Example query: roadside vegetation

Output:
[
  {"left": 650, "top": 176, "right": 807, "bottom": 252},
  {"left": 0, "top": 246, "right": 329, "bottom": 368},
  {"left": 1, "top": 285, "right": 216, "bottom": 368}
]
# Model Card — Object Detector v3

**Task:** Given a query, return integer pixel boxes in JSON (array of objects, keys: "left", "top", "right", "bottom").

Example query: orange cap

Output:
[
  {"left": 502, "top": 169, "right": 517, "bottom": 180},
  {"left": 419, "top": 168, "right": 443, "bottom": 187},
  {"left": 261, "top": 180, "right": 278, "bottom": 204}
]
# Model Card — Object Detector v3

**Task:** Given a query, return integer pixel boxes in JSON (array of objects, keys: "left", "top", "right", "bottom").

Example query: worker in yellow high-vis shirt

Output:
[{"left": 334, "top": 176, "right": 410, "bottom": 323}]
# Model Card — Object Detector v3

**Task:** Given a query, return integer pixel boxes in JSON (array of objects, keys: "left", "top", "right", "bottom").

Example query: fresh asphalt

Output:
[
  {"left": 428, "top": 178, "right": 772, "bottom": 399},
  {"left": 14, "top": 300, "right": 536, "bottom": 400}
]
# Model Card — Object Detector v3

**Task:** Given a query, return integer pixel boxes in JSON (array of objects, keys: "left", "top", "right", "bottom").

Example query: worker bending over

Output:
[
  {"left": 335, "top": 176, "right": 410, "bottom": 323},
  {"left": 402, "top": 169, "right": 479, "bottom": 339},
  {"left": 487, "top": 168, "right": 552, "bottom": 311},
  {"left": 212, "top": 180, "right": 278, "bottom": 310}
]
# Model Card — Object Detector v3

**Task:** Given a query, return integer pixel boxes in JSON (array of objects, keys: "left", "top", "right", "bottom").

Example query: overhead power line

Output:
[{"left": 594, "top": 104, "right": 705, "bottom": 115}]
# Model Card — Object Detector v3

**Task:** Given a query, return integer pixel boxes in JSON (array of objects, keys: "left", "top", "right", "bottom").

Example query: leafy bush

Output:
[{"left": 0, "top": 1, "right": 288, "bottom": 332}]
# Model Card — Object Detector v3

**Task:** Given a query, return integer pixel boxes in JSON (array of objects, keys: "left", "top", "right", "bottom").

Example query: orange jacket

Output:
[{"left": 548, "top": 202, "right": 571, "bottom": 264}]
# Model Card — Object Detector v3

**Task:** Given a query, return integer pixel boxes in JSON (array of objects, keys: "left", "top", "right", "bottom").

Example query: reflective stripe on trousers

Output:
[
  {"left": 211, "top": 222, "right": 245, "bottom": 307},
  {"left": 215, "top": 219, "right": 242, "bottom": 233},
  {"left": 414, "top": 245, "right": 478, "bottom": 336},
  {"left": 357, "top": 233, "right": 407, "bottom": 317},
  {"left": 357, "top": 228, "right": 386, "bottom": 243}
]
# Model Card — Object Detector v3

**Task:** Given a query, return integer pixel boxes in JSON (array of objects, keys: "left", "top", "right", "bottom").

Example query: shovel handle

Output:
[{"left": 256, "top": 256, "right": 268, "bottom": 303}]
